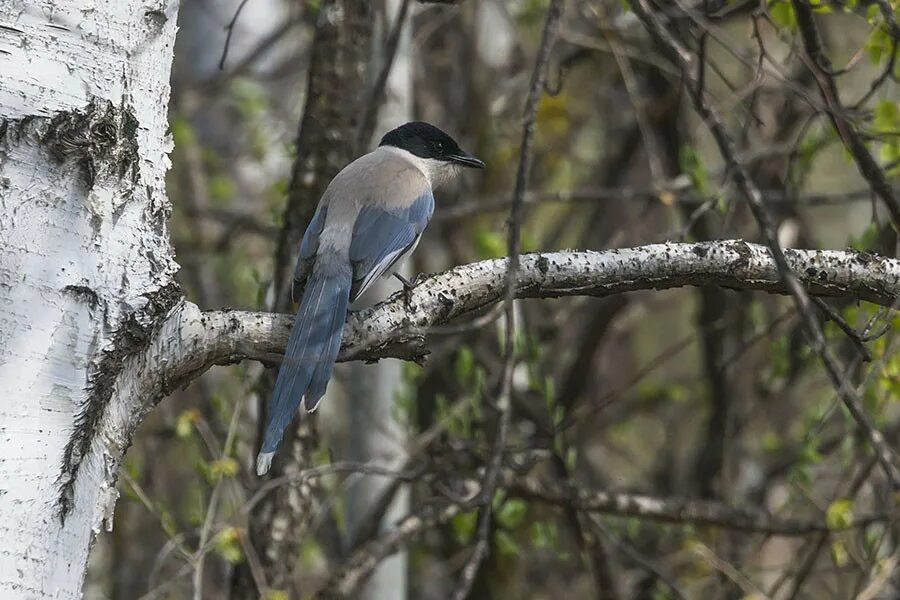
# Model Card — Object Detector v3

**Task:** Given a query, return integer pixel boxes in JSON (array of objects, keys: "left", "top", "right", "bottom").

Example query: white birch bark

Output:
[
  {"left": 156, "top": 242, "right": 900, "bottom": 374},
  {"left": 0, "top": 1, "right": 180, "bottom": 597}
]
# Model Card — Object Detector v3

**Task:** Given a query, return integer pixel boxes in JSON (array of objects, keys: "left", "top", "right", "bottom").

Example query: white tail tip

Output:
[
  {"left": 256, "top": 452, "right": 274, "bottom": 476},
  {"left": 303, "top": 396, "right": 322, "bottom": 413}
]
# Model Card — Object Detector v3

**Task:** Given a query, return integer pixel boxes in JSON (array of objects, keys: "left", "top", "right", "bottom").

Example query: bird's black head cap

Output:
[{"left": 380, "top": 121, "right": 484, "bottom": 168}]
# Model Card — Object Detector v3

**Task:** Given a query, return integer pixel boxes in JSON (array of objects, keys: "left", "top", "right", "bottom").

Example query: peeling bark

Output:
[{"left": 0, "top": 0, "right": 180, "bottom": 596}]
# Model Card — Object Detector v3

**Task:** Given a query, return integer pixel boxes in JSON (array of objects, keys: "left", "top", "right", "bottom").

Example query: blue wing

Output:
[
  {"left": 292, "top": 206, "right": 328, "bottom": 302},
  {"left": 349, "top": 189, "right": 434, "bottom": 301}
]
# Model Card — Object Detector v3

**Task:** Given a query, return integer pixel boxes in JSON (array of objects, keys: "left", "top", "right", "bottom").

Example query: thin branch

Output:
[
  {"left": 590, "top": 518, "right": 690, "bottom": 600},
  {"left": 313, "top": 504, "right": 461, "bottom": 598},
  {"left": 778, "top": 454, "right": 879, "bottom": 599},
  {"left": 356, "top": 0, "right": 413, "bottom": 151},
  {"left": 507, "top": 474, "right": 884, "bottom": 535},
  {"left": 811, "top": 296, "right": 873, "bottom": 361},
  {"left": 193, "top": 400, "right": 243, "bottom": 600},
  {"left": 301, "top": 462, "right": 890, "bottom": 599},
  {"left": 692, "top": 541, "right": 772, "bottom": 599},
  {"left": 451, "top": 2, "right": 564, "bottom": 598},
  {"left": 873, "top": 0, "right": 900, "bottom": 42},
  {"left": 632, "top": 0, "right": 900, "bottom": 490},
  {"left": 791, "top": 0, "right": 900, "bottom": 231},
  {"left": 218, "top": 0, "right": 252, "bottom": 70}
]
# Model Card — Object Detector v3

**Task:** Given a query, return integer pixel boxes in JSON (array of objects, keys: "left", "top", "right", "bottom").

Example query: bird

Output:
[{"left": 256, "top": 121, "right": 484, "bottom": 475}]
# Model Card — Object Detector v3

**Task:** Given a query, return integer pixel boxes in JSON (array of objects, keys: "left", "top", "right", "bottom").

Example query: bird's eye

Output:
[{"left": 435, "top": 143, "right": 443, "bottom": 152}]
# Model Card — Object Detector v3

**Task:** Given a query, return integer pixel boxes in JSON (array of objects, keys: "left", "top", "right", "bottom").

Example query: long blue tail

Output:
[{"left": 257, "top": 261, "right": 351, "bottom": 475}]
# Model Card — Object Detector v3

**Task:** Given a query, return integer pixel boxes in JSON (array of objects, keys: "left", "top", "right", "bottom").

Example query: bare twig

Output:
[
  {"left": 873, "top": 0, "right": 900, "bottom": 41},
  {"left": 193, "top": 400, "right": 243, "bottom": 600},
  {"left": 591, "top": 518, "right": 690, "bottom": 600},
  {"left": 451, "top": 2, "right": 564, "bottom": 598},
  {"left": 632, "top": 0, "right": 900, "bottom": 490},
  {"left": 856, "top": 552, "right": 900, "bottom": 600},
  {"left": 356, "top": 0, "right": 413, "bottom": 150},
  {"left": 692, "top": 541, "right": 772, "bottom": 599},
  {"left": 778, "top": 454, "right": 879, "bottom": 599},
  {"left": 791, "top": 0, "right": 900, "bottom": 232},
  {"left": 314, "top": 504, "right": 462, "bottom": 598},
  {"left": 811, "top": 296, "right": 873, "bottom": 361},
  {"left": 218, "top": 0, "right": 252, "bottom": 70},
  {"left": 508, "top": 474, "right": 884, "bottom": 535}
]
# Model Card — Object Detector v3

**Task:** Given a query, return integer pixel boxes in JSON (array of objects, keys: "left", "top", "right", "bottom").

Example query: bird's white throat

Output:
[{"left": 379, "top": 145, "right": 460, "bottom": 187}]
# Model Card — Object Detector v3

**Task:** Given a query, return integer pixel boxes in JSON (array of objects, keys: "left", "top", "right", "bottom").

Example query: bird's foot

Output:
[{"left": 393, "top": 272, "right": 420, "bottom": 310}]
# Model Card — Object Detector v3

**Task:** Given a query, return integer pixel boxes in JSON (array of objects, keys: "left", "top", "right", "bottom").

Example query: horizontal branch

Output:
[
  {"left": 144, "top": 240, "right": 900, "bottom": 397},
  {"left": 310, "top": 463, "right": 885, "bottom": 598},
  {"left": 506, "top": 475, "right": 881, "bottom": 536}
]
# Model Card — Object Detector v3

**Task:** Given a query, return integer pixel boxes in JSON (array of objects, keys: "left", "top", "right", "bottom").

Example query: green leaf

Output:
[
  {"left": 473, "top": 228, "right": 506, "bottom": 259},
  {"left": 160, "top": 508, "right": 178, "bottom": 538},
  {"left": 231, "top": 79, "right": 268, "bottom": 121},
  {"left": 169, "top": 114, "right": 195, "bottom": 147},
  {"left": 455, "top": 346, "right": 474, "bottom": 385},
  {"left": 452, "top": 511, "right": 478, "bottom": 545},
  {"left": 678, "top": 144, "right": 709, "bottom": 193},
  {"left": 497, "top": 498, "right": 527, "bottom": 529},
  {"left": 495, "top": 529, "right": 520, "bottom": 556},
  {"left": 210, "top": 457, "right": 240, "bottom": 479},
  {"left": 830, "top": 539, "right": 849, "bottom": 567},
  {"left": 826, "top": 497, "right": 854, "bottom": 530},
  {"left": 215, "top": 527, "right": 245, "bottom": 564},
  {"left": 874, "top": 100, "right": 899, "bottom": 132},
  {"left": 530, "top": 520, "right": 558, "bottom": 549},
  {"left": 175, "top": 409, "right": 199, "bottom": 439},
  {"left": 761, "top": 430, "right": 780, "bottom": 452},
  {"left": 209, "top": 174, "right": 236, "bottom": 202},
  {"left": 866, "top": 25, "right": 892, "bottom": 64},
  {"left": 769, "top": 0, "right": 797, "bottom": 30},
  {"left": 873, "top": 100, "right": 900, "bottom": 174},
  {"left": 544, "top": 376, "right": 556, "bottom": 406},
  {"left": 866, "top": 3, "right": 881, "bottom": 23}
]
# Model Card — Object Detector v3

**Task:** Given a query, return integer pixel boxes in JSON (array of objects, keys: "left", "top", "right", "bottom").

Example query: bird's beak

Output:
[{"left": 448, "top": 152, "right": 485, "bottom": 169}]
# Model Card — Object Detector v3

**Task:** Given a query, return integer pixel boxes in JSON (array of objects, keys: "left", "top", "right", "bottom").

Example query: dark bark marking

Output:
[
  {"left": 57, "top": 282, "right": 182, "bottom": 521},
  {"left": 41, "top": 99, "right": 140, "bottom": 190}
]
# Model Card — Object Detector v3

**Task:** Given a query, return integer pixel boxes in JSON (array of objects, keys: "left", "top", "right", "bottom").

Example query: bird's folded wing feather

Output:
[
  {"left": 349, "top": 188, "right": 434, "bottom": 301},
  {"left": 292, "top": 205, "right": 328, "bottom": 302}
]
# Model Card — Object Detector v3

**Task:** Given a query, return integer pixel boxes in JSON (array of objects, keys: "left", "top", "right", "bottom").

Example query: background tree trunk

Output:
[
  {"left": 343, "top": 2, "right": 413, "bottom": 599},
  {"left": 232, "top": 1, "right": 375, "bottom": 597}
]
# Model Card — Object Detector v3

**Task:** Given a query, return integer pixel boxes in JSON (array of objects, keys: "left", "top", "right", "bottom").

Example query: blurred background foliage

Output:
[{"left": 84, "top": 0, "right": 900, "bottom": 598}]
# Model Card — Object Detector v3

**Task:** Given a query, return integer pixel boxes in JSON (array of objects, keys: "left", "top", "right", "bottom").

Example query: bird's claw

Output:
[{"left": 393, "top": 272, "right": 420, "bottom": 310}]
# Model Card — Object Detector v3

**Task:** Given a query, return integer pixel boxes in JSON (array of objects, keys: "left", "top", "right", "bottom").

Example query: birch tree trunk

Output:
[{"left": 0, "top": 1, "right": 180, "bottom": 597}]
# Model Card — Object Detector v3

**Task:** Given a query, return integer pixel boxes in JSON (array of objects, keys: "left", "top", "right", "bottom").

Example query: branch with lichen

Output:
[{"left": 122, "top": 240, "right": 900, "bottom": 414}]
